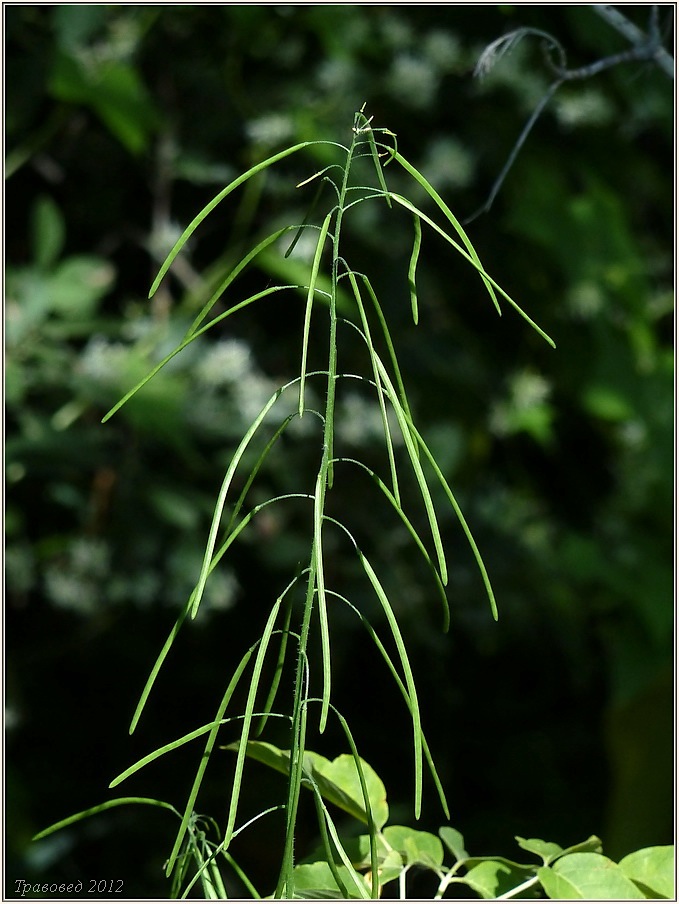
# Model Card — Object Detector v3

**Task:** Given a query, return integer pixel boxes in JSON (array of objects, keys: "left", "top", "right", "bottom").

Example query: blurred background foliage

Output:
[{"left": 5, "top": 5, "right": 673, "bottom": 897}]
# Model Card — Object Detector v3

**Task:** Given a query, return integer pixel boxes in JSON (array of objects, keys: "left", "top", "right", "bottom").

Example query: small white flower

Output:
[
  {"left": 381, "top": 15, "right": 411, "bottom": 50},
  {"left": 421, "top": 137, "right": 475, "bottom": 191},
  {"left": 317, "top": 58, "right": 355, "bottom": 93},
  {"left": 148, "top": 219, "right": 185, "bottom": 262},
  {"left": 555, "top": 90, "right": 614, "bottom": 129},
  {"left": 45, "top": 569, "right": 96, "bottom": 615},
  {"left": 489, "top": 370, "right": 552, "bottom": 438},
  {"left": 336, "top": 392, "right": 402, "bottom": 447},
  {"left": 424, "top": 30, "right": 463, "bottom": 72},
  {"left": 279, "top": 228, "right": 319, "bottom": 264},
  {"left": 567, "top": 282, "right": 604, "bottom": 319},
  {"left": 79, "top": 337, "right": 128, "bottom": 385},
  {"left": 387, "top": 55, "right": 439, "bottom": 110},
  {"left": 234, "top": 372, "right": 278, "bottom": 424},
  {"left": 619, "top": 420, "right": 646, "bottom": 448},
  {"left": 71, "top": 538, "right": 110, "bottom": 577},
  {"left": 510, "top": 370, "right": 551, "bottom": 411},
  {"left": 195, "top": 339, "right": 253, "bottom": 387},
  {"left": 246, "top": 114, "right": 295, "bottom": 148},
  {"left": 204, "top": 570, "right": 239, "bottom": 612}
]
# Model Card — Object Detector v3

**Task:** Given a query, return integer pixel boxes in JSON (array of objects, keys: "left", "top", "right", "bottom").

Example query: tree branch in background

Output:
[
  {"left": 592, "top": 4, "right": 674, "bottom": 79},
  {"left": 467, "top": 5, "right": 674, "bottom": 222}
]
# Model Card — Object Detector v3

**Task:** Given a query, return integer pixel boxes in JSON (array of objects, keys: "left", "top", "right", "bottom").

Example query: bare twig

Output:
[
  {"left": 592, "top": 4, "right": 674, "bottom": 78},
  {"left": 464, "top": 79, "right": 562, "bottom": 224},
  {"left": 468, "top": 5, "right": 674, "bottom": 221}
]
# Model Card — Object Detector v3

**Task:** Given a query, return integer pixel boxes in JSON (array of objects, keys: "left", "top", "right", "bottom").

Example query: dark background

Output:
[{"left": 5, "top": 4, "right": 674, "bottom": 898}]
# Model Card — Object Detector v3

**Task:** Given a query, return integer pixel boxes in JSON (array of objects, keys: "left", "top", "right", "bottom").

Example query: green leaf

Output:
[
  {"left": 352, "top": 549, "right": 424, "bottom": 817},
  {"left": 147, "top": 487, "right": 201, "bottom": 531},
  {"left": 407, "top": 213, "right": 422, "bottom": 325},
  {"left": 298, "top": 209, "right": 332, "bottom": 417},
  {"left": 464, "top": 859, "right": 534, "bottom": 899},
  {"left": 383, "top": 825, "right": 443, "bottom": 869},
  {"left": 317, "top": 753, "right": 388, "bottom": 830},
  {"left": 255, "top": 246, "right": 353, "bottom": 315},
  {"left": 51, "top": 257, "right": 115, "bottom": 317},
  {"left": 148, "top": 143, "right": 323, "bottom": 298},
  {"left": 32, "top": 196, "right": 65, "bottom": 270},
  {"left": 32, "top": 797, "right": 177, "bottom": 841},
  {"left": 316, "top": 839, "right": 403, "bottom": 896},
  {"left": 5, "top": 360, "right": 26, "bottom": 405},
  {"left": 516, "top": 835, "right": 563, "bottom": 864},
  {"left": 53, "top": 5, "right": 110, "bottom": 50},
  {"left": 164, "top": 637, "right": 263, "bottom": 877},
  {"left": 538, "top": 853, "right": 646, "bottom": 899},
  {"left": 49, "top": 51, "right": 160, "bottom": 154},
  {"left": 5, "top": 269, "right": 52, "bottom": 339},
  {"left": 227, "top": 741, "right": 389, "bottom": 828},
  {"left": 291, "top": 862, "right": 370, "bottom": 899},
  {"left": 619, "top": 846, "right": 675, "bottom": 899},
  {"left": 558, "top": 836, "right": 603, "bottom": 858},
  {"left": 390, "top": 150, "right": 501, "bottom": 316},
  {"left": 463, "top": 853, "right": 534, "bottom": 870},
  {"left": 537, "top": 865, "right": 582, "bottom": 900},
  {"left": 583, "top": 385, "right": 634, "bottom": 422},
  {"left": 330, "top": 836, "right": 403, "bottom": 884},
  {"left": 387, "top": 190, "right": 555, "bottom": 348},
  {"left": 372, "top": 848, "right": 404, "bottom": 886},
  {"left": 439, "top": 826, "right": 468, "bottom": 862},
  {"left": 89, "top": 61, "right": 160, "bottom": 154},
  {"left": 306, "top": 832, "right": 396, "bottom": 869}
]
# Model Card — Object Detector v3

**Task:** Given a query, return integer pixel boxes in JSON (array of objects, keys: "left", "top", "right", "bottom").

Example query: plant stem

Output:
[
  {"left": 496, "top": 874, "right": 541, "bottom": 899},
  {"left": 275, "top": 123, "right": 363, "bottom": 897}
]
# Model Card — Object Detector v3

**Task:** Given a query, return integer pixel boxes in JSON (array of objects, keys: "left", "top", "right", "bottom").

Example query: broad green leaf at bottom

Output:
[
  {"left": 225, "top": 741, "right": 389, "bottom": 829},
  {"left": 619, "top": 846, "right": 675, "bottom": 899},
  {"left": 538, "top": 853, "right": 646, "bottom": 899}
]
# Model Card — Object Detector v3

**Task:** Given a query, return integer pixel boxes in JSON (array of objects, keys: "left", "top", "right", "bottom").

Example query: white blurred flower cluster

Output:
[
  {"left": 246, "top": 113, "right": 295, "bottom": 149},
  {"left": 387, "top": 54, "right": 440, "bottom": 110},
  {"left": 555, "top": 89, "right": 614, "bottom": 129},
  {"left": 194, "top": 339, "right": 253, "bottom": 387},
  {"left": 489, "top": 368, "right": 553, "bottom": 443},
  {"left": 78, "top": 337, "right": 129, "bottom": 385},
  {"left": 187, "top": 337, "right": 297, "bottom": 437},
  {"left": 44, "top": 538, "right": 110, "bottom": 616},
  {"left": 423, "top": 30, "right": 463, "bottom": 71},
  {"left": 567, "top": 281, "right": 605, "bottom": 320},
  {"left": 336, "top": 391, "right": 403, "bottom": 448},
  {"left": 420, "top": 136, "right": 476, "bottom": 191},
  {"left": 317, "top": 58, "right": 356, "bottom": 94}
]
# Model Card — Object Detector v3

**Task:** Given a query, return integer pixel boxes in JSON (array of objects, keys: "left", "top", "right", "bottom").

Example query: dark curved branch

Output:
[
  {"left": 468, "top": 6, "right": 674, "bottom": 222},
  {"left": 464, "top": 79, "right": 562, "bottom": 224},
  {"left": 592, "top": 4, "right": 674, "bottom": 79}
]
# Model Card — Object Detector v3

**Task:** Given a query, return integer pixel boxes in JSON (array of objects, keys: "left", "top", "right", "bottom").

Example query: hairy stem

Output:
[{"left": 277, "top": 122, "right": 363, "bottom": 896}]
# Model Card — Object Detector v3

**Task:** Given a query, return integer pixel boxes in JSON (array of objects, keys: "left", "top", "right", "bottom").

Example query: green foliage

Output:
[
  {"left": 225, "top": 742, "right": 390, "bottom": 830},
  {"left": 112, "top": 107, "right": 550, "bottom": 895},
  {"left": 31, "top": 108, "right": 548, "bottom": 896},
  {"left": 49, "top": 6, "right": 161, "bottom": 154},
  {"left": 6, "top": 6, "right": 672, "bottom": 898},
  {"left": 537, "top": 853, "right": 643, "bottom": 899},
  {"left": 618, "top": 845, "right": 676, "bottom": 899},
  {"left": 28, "top": 104, "right": 674, "bottom": 900},
  {"left": 216, "top": 745, "right": 675, "bottom": 899}
]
